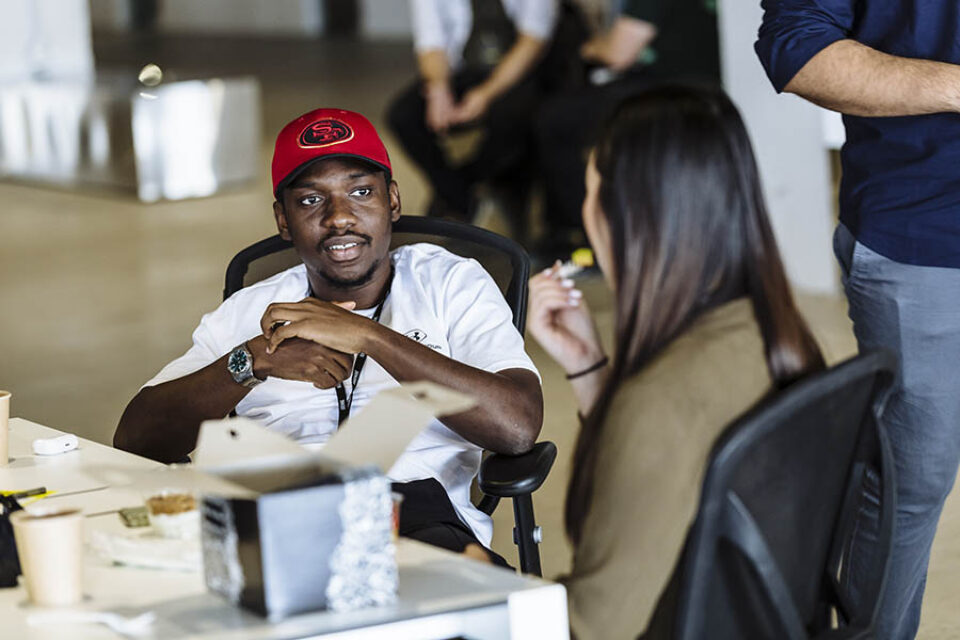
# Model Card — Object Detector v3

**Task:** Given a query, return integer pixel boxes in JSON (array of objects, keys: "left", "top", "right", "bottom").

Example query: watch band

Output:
[
  {"left": 228, "top": 343, "right": 262, "bottom": 388},
  {"left": 239, "top": 371, "right": 262, "bottom": 388}
]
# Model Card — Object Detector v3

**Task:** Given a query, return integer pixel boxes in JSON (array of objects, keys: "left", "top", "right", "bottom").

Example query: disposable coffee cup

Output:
[
  {"left": 10, "top": 508, "right": 84, "bottom": 607},
  {"left": 0, "top": 390, "right": 9, "bottom": 466}
]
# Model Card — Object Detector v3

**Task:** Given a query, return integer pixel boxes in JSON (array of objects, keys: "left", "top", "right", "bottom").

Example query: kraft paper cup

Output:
[
  {"left": 11, "top": 508, "right": 84, "bottom": 607},
  {"left": 0, "top": 390, "right": 9, "bottom": 466}
]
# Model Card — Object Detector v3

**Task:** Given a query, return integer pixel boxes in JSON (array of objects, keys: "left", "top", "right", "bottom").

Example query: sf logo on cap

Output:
[{"left": 299, "top": 119, "right": 353, "bottom": 147}]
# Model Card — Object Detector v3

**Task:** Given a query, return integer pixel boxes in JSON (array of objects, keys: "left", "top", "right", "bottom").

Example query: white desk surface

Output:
[{"left": 0, "top": 418, "right": 568, "bottom": 639}]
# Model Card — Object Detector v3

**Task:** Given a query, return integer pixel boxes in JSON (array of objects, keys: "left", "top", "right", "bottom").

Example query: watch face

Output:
[{"left": 228, "top": 348, "right": 249, "bottom": 375}]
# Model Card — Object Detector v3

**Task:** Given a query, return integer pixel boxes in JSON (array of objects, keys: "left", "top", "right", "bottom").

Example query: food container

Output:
[{"left": 145, "top": 490, "right": 200, "bottom": 540}]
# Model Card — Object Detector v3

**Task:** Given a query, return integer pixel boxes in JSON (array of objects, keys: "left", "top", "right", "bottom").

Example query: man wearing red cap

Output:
[{"left": 115, "top": 109, "right": 543, "bottom": 563}]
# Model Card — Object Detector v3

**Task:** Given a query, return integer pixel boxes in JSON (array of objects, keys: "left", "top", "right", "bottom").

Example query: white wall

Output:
[
  {"left": 717, "top": 0, "right": 838, "bottom": 294},
  {"left": 360, "top": 0, "right": 412, "bottom": 38},
  {"left": 158, "top": 0, "right": 323, "bottom": 36},
  {"left": 90, "top": 0, "right": 417, "bottom": 39}
]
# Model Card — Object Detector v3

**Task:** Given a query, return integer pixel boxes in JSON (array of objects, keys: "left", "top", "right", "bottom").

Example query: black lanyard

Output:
[{"left": 323, "top": 270, "right": 393, "bottom": 426}]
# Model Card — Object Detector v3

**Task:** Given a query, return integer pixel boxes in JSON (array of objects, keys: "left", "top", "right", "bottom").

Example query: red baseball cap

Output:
[{"left": 271, "top": 108, "right": 392, "bottom": 197}]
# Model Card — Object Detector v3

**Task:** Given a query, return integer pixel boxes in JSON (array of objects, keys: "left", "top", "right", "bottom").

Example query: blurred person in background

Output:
[
  {"left": 533, "top": 0, "right": 720, "bottom": 260},
  {"left": 757, "top": 1, "right": 960, "bottom": 637},
  {"left": 528, "top": 86, "right": 824, "bottom": 638},
  {"left": 386, "top": 0, "right": 560, "bottom": 229}
]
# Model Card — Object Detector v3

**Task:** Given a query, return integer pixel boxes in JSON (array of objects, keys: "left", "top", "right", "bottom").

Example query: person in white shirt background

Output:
[
  {"left": 386, "top": 0, "right": 558, "bottom": 226},
  {"left": 114, "top": 107, "right": 543, "bottom": 565}
]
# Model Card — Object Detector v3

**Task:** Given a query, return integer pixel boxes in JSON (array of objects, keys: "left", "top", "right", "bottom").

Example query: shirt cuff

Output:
[
  {"left": 413, "top": 36, "right": 447, "bottom": 53},
  {"left": 756, "top": 23, "right": 847, "bottom": 93}
]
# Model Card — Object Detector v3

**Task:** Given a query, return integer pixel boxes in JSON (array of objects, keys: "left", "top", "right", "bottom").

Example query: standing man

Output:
[{"left": 757, "top": 3, "right": 960, "bottom": 637}]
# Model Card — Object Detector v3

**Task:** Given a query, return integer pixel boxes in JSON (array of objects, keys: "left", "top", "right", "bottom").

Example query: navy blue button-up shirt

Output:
[{"left": 756, "top": 1, "right": 960, "bottom": 267}]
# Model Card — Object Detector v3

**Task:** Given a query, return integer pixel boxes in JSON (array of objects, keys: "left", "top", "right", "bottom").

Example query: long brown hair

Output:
[{"left": 565, "top": 85, "right": 825, "bottom": 544}]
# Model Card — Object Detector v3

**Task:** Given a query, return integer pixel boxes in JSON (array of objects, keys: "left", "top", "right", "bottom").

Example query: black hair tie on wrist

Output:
[{"left": 566, "top": 356, "right": 609, "bottom": 380}]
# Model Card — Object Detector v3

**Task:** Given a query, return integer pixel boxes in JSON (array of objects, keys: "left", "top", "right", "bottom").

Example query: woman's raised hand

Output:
[{"left": 527, "top": 262, "right": 606, "bottom": 376}]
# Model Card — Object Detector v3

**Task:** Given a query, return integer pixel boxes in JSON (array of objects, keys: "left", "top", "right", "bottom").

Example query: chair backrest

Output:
[
  {"left": 673, "top": 350, "right": 897, "bottom": 640},
  {"left": 223, "top": 216, "right": 530, "bottom": 334}
]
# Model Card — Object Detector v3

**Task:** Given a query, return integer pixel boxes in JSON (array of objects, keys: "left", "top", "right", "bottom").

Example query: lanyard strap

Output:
[{"left": 330, "top": 270, "right": 393, "bottom": 426}]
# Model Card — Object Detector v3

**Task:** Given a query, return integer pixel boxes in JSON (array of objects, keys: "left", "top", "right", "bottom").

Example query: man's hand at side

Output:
[
  {"left": 416, "top": 50, "right": 456, "bottom": 133},
  {"left": 424, "top": 81, "right": 457, "bottom": 133}
]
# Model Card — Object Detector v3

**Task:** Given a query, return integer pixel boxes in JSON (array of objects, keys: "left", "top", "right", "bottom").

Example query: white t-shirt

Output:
[
  {"left": 411, "top": 0, "right": 557, "bottom": 69},
  {"left": 145, "top": 243, "right": 539, "bottom": 546}
]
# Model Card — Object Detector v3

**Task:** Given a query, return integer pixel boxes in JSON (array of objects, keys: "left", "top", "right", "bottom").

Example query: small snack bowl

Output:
[{"left": 144, "top": 490, "right": 199, "bottom": 540}]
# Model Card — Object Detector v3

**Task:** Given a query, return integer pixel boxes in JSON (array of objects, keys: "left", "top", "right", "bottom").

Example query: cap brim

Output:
[{"left": 274, "top": 154, "right": 392, "bottom": 199}]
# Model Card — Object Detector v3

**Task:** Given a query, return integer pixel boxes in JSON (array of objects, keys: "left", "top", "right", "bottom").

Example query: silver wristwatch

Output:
[{"left": 227, "top": 343, "right": 262, "bottom": 388}]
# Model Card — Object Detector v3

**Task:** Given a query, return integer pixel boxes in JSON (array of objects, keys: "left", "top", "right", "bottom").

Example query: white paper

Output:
[
  {"left": 192, "top": 416, "right": 311, "bottom": 469},
  {"left": 320, "top": 382, "right": 476, "bottom": 472}
]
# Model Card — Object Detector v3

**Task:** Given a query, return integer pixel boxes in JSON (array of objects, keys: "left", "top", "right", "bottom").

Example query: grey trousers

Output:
[{"left": 835, "top": 223, "right": 960, "bottom": 639}]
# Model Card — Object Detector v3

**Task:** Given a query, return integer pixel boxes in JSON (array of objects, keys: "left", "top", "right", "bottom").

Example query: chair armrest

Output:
[{"left": 478, "top": 441, "right": 557, "bottom": 498}]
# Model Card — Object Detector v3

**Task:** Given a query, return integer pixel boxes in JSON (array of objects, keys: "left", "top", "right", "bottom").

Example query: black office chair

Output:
[
  {"left": 666, "top": 351, "right": 897, "bottom": 639},
  {"left": 224, "top": 215, "right": 557, "bottom": 576}
]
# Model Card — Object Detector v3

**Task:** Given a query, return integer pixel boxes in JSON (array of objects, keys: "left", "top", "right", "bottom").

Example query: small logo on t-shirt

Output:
[
  {"left": 405, "top": 329, "right": 427, "bottom": 343},
  {"left": 405, "top": 328, "right": 442, "bottom": 351}
]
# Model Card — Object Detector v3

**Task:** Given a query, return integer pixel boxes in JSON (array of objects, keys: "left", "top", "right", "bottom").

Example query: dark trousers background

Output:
[
  {"left": 386, "top": 68, "right": 541, "bottom": 218},
  {"left": 535, "top": 71, "right": 653, "bottom": 231}
]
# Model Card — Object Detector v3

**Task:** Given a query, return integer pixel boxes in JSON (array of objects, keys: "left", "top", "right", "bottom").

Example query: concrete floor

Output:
[{"left": 1, "top": 33, "right": 959, "bottom": 636}]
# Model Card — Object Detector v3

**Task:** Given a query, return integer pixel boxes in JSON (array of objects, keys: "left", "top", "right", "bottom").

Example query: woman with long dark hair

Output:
[{"left": 528, "top": 85, "right": 825, "bottom": 638}]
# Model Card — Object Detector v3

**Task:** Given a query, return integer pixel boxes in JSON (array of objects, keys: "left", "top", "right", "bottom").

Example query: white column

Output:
[
  {"left": 0, "top": 0, "right": 94, "bottom": 81},
  {"left": 360, "top": 0, "right": 413, "bottom": 39},
  {"left": 717, "top": 0, "right": 838, "bottom": 294}
]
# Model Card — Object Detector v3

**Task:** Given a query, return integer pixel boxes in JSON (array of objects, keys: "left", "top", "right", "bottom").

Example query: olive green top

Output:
[{"left": 565, "top": 298, "right": 773, "bottom": 639}]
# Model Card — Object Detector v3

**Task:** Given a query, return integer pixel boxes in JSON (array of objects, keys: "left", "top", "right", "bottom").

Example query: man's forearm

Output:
[
  {"left": 583, "top": 16, "right": 656, "bottom": 71},
  {"left": 416, "top": 49, "right": 451, "bottom": 90},
  {"left": 785, "top": 39, "right": 960, "bottom": 117},
  {"left": 478, "top": 33, "right": 546, "bottom": 102},
  {"left": 363, "top": 326, "right": 543, "bottom": 455},
  {"left": 114, "top": 353, "right": 249, "bottom": 463}
]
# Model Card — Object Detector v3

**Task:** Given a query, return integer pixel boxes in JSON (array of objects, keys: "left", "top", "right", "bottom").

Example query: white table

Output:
[{"left": 0, "top": 418, "right": 568, "bottom": 639}]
